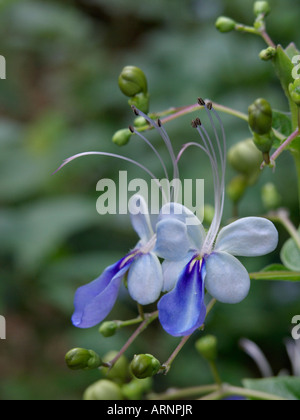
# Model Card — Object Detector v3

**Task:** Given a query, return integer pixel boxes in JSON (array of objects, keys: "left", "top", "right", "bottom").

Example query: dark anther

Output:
[
  {"left": 129, "top": 125, "right": 135, "bottom": 133},
  {"left": 191, "top": 120, "right": 197, "bottom": 128},
  {"left": 131, "top": 105, "right": 139, "bottom": 116},
  {"left": 206, "top": 102, "right": 213, "bottom": 110},
  {"left": 195, "top": 117, "right": 202, "bottom": 126},
  {"left": 157, "top": 119, "right": 162, "bottom": 127},
  {"left": 198, "top": 98, "right": 206, "bottom": 106}
]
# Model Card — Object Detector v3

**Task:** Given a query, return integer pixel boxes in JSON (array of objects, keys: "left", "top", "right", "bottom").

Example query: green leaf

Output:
[
  {"left": 243, "top": 377, "right": 300, "bottom": 400},
  {"left": 281, "top": 235, "right": 300, "bottom": 272},
  {"left": 284, "top": 42, "right": 300, "bottom": 60},
  {"left": 272, "top": 110, "right": 292, "bottom": 138}
]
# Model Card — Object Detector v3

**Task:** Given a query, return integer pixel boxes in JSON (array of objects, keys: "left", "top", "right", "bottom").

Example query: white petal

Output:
[
  {"left": 159, "top": 202, "right": 206, "bottom": 250},
  {"left": 129, "top": 195, "right": 153, "bottom": 243},
  {"left": 205, "top": 251, "right": 250, "bottom": 304},
  {"left": 215, "top": 217, "right": 278, "bottom": 257},
  {"left": 162, "top": 251, "right": 196, "bottom": 292},
  {"left": 155, "top": 218, "right": 191, "bottom": 261},
  {"left": 127, "top": 253, "right": 163, "bottom": 305}
]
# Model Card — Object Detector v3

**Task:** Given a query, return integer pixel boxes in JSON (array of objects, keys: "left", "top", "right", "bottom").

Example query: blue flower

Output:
[
  {"left": 72, "top": 195, "right": 163, "bottom": 329},
  {"left": 154, "top": 101, "right": 278, "bottom": 337}
]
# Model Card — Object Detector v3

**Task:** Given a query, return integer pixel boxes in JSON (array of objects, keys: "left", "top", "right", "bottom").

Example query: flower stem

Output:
[
  {"left": 263, "top": 128, "right": 300, "bottom": 168},
  {"left": 268, "top": 208, "right": 300, "bottom": 250},
  {"left": 161, "top": 334, "right": 192, "bottom": 375},
  {"left": 106, "top": 311, "right": 158, "bottom": 369}
]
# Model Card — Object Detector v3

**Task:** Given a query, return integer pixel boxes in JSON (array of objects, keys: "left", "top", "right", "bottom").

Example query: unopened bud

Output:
[
  {"left": 134, "top": 116, "right": 148, "bottom": 128},
  {"left": 262, "top": 183, "right": 281, "bottom": 210},
  {"left": 102, "top": 351, "right": 130, "bottom": 384},
  {"left": 99, "top": 321, "right": 118, "bottom": 337},
  {"left": 215, "top": 17, "right": 237, "bottom": 33},
  {"left": 112, "top": 128, "right": 132, "bottom": 147},
  {"left": 259, "top": 47, "right": 276, "bottom": 61},
  {"left": 253, "top": 132, "right": 274, "bottom": 155},
  {"left": 254, "top": 1, "right": 271, "bottom": 17},
  {"left": 228, "top": 138, "right": 262, "bottom": 176},
  {"left": 118, "top": 66, "right": 148, "bottom": 97},
  {"left": 248, "top": 98, "right": 273, "bottom": 135},
  {"left": 121, "top": 378, "right": 152, "bottom": 400},
  {"left": 227, "top": 175, "right": 248, "bottom": 204},
  {"left": 289, "top": 80, "right": 300, "bottom": 106},
  {"left": 128, "top": 92, "right": 150, "bottom": 114},
  {"left": 130, "top": 354, "right": 161, "bottom": 379},
  {"left": 65, "top": 348, "right": 102, "bottom": 371},
  {"left": 195, "top": 335, "right": 218, "bottom": 362},
  {"left": 83, "top": 379, "right": 123, "bottom": 400}
]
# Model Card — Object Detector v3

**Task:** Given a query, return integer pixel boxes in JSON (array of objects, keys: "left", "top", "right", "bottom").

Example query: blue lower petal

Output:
[
  {"left": 72, "top": 254, "right": 135, "bottom": 328},
  {"left": 158, "top": 258, "right": 207, "bottom": 337}
]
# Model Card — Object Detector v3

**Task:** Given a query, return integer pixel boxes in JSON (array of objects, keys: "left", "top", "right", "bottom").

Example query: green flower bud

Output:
[
  {"left": 130, "top": 354, "right": 161, "bottom": 379},
  {"left": 102, "top": 351, "right": 130, "bottom": 384},
  {"left": 228, "top": 138, "right": 262, "bottom": 176},
  {"left": 248, "top": 98, "right": 273, "bottom": 135},
  {"left": 65, "top": 348, "right": 102, "bottom": 371},
  {"left": 112, "top": 129, "right": 132, "bottom": 147},
  {"left": 121, "top": 378, "right": 152, "bottom": 400},
  {"left": 289, "top": 80, "right": 300, "bottom": 106},
  {"left": 261, "top": 183, "right": 281, "bottom": 210},
  {"left": 83, "top": 380, "right": 123, "bottom": 401},
  {"left": 195, "top": 335, "right": 218, "bottom": 362},
  {"left": 254, "top": 1, "right": 271, "bottom": 16},
  {"left": 253, "top": 132, "right": 274, "bottom": 154},
  {"left": 134, "top": 116, "right": 148, "bottom": 128},
  {"left": 227, "top": 175, "right": 248, "bottom": 204},
  {"left": 128, "top": 92, "right": 150, "bottom": 114},
  {"left": 118, "top": 66, "right": 148, "bottom": 97},
  {"left": 259, "top": 47, "right": 276, "bottom": 61},
  {"left": 99, "top": 321, "right": 118, "bottom": 337},
  {"left": 215, "top": 16, "right": 237, "bottom": 33}
]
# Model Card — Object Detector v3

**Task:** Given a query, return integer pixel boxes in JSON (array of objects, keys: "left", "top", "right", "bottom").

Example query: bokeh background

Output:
[{"left": 0, "top": 0, "right": 299, "bottom": 400}]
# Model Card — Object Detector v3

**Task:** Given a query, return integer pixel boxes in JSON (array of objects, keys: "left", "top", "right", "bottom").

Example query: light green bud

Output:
[
  {"left": 195, "top": 335, "right": 218, "bottom": 362},
  {"left": 259, "top": 47, "right": 276, "bottom": 61},
  {"left": 134, "top": 116, "right": 148, "bottom": 128},
  {"left": 254, "top": 1, "right": 271, "bottom": 17},
  {"left": 289, "top": 80, "right": 300, "bottom": 106},
  {"left": 227, "top": 175, "right": 248, "bottom": 204},
  {"left": 128, "top": 92, "right": 150, "bottom": 114},
  {"left": 112, "top": 129, "right": 132, "bottom": 147},
  {"left": 65, "top": 348, "right": 102, "bottom": 371},
  {"left": 203, "top": 205, "right": 215, "bottom": 226},
  {"left": 102, "top": 351, "right": 130, "bottom": 384},
  {"left": 262, "top": 183, "right": 281, "bottom": 210},
  {"left": 215, "top": 17, "right": 236, "bottom": 33},
  {"left": 228, "top": 138, "right": 262, "bottom": 176},
  {"left": 248, "top": 98, "right": 273, "bottom": 135},
  {"left": 83, "top": 380, "right": 123, "bottom": 401},
  {"left": 130, "top": 354, "right": 161, "bottom": 379},
  {"left": 99, "top": 321, "right": 118, "bottom": 337},
  {"left": 121, "top": 378, "right": 152, "bottom": 400},
  {"left": 118, "top": 66, "right": 148, "bottom": 97}
]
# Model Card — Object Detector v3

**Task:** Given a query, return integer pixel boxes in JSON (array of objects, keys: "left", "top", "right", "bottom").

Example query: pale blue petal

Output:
[
  {"left": 159, "top": 202, "right": 206, "bottom": 250},
  {"left": 72, "top": 257, "right": 133, "bottom": 329},
  {"left": 129, "top": 195, "right": 154, "bottom": 243},
  {"left": 205, "top": 251, "right": 250, "bottom": 304},
  {"left": 155, "top": 218, "right": 191, "bottom": 261},
  {"left": 162, "top": 251, "right": 196, "bottom": 292},
  {"left": 215, "top": 217, "right": 278, "bottom": 257},
  {"left": 128, "top": 252, "right": 163, "bottom": 305},
  {"left": 158, "top": 259, "right": 206, "bottom": 337}
]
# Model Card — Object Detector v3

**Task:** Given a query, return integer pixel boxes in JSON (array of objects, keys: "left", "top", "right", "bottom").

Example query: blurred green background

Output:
[{"left": 0, "top": 0, "right": 300, "bottom": 400}]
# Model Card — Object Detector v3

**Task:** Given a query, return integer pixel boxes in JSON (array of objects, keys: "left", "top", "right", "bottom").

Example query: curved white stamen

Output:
[
  {"left": 140, "top": 234, "right": 157, "bottom": 254},
  {"left": 53, "top": 151, "right": 169, "bottom": 204},
  {"left": 131, "top": 127, "right": 170, "bottom": 183},
  {"left": 132, "top": 108, "right": 180, "bottom": 184}
]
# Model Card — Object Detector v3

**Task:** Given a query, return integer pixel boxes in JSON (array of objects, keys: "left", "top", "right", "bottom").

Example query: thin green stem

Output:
[
  {"left": 147, "top": 384, "right": 218, "bottom": 400},
  {"left": 105, "top": 311, "right": 158, "bottom": 369},
  {"left": 161, "top": 334, "right": 192, "bottom": 374},
  {"left": 208, "top": 361, "right": 222, "bottom": 386}
]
